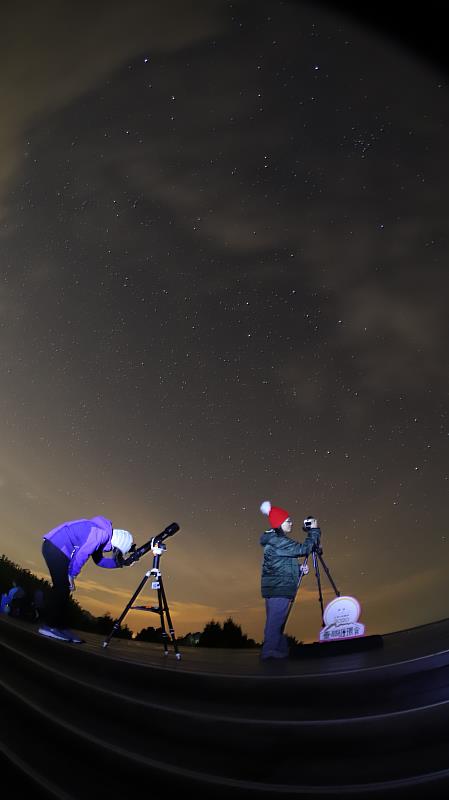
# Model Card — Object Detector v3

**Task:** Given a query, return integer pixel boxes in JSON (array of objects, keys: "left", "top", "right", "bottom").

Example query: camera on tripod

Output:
[
  {"left": 283, "top": 513, "right": 340, "bottom": 633},
  {"left": 302, "top": 516, "right": 322, "bottom": 553},
  {"left": 303, "top": 515, "right": 318, "bottom": 531}
]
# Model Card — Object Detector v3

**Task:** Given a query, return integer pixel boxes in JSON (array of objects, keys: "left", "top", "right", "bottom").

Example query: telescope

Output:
[
  {"left": 115, "top": 522, "right": 180, "bottom": 567},
  {"left": 105, "top": 521, "right": 182, "bottom": 658}
]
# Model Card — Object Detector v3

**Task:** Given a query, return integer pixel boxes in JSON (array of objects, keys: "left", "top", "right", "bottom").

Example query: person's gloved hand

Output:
[
  {"left": 300, "top": 563, "right": 309, "bottom": 575},
  {"left": 68, "top": 575, "right": 76, "bottom": 592}
]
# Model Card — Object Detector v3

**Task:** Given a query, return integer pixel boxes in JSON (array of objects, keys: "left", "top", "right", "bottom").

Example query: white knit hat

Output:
[{"left": 111, "top": 529, "right": 133, "bottom": 554}]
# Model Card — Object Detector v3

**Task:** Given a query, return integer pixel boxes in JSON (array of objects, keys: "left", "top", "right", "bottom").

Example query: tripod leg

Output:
[
  {"left": 156, "top": 586, "right": 170, "bottom": 657},
  {"left": 102, "top": 572, "right": 151, "bottom": 648},
  {"left": 312, "top": 551, "right": 325, "bottom": 627},
  {"left": 317, "top": 552, "right": 340, "bottom": 597},
  {"left": 282, "top": 554, "right": 309, "bottom": 631},
  {"left": 159, "top": 578, "right": 181, "bottom": 660}
]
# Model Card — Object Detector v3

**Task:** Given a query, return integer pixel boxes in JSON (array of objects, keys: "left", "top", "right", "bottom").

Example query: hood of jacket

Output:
[
  {"left": 260, "top": 528, "right": 281, "bottom": 546},
  {"left": 90, "top": 516, "right": 113, "bottom": 549},
  {"left": 90, "top": 515, "right": 112, "bottom": 530}
]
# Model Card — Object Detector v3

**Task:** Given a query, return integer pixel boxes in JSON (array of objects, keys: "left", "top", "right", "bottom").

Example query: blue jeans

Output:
[{"left": 261, "top": 597, "right": 291, "bottom": 659}]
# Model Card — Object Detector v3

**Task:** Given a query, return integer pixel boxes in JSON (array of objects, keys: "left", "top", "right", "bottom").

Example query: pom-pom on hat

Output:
[{"left": 260, "top": 500, "right": 290, "bottom": 529}]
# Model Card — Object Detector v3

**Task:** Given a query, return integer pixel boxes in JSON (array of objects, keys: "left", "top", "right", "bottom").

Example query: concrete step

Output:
[
  {"left": 3, "top": 679, "right": 449, "bottom": 799},
  {"left": 3, "top": 616, "right": 449, "bottom": 798}
]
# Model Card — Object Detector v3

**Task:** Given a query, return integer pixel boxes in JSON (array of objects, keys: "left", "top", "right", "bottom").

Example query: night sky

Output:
[{"left": 1, "top": 1, "right": 448, "bottom": 644}]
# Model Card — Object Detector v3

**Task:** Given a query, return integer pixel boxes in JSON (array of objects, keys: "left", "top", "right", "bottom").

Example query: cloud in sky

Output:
[
  {"left": 3, "top": 3, "right": 444, "bottom": 413},
  {"left": 0, "top": 0, "right": 226, "bottom": 216}
]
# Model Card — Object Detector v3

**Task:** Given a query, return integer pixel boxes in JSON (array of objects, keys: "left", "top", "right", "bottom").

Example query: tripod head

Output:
[
  {"left": 302, "top": 516, "right": 322, "bottom": 555},
  {"left": 116, "top": 522, "right": 180, "bottom": 567}
]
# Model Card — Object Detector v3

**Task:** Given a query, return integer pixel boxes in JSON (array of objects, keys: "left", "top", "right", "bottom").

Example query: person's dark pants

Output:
[
  {"left": 261, "top": 597, "right": 292, "bottom": 659},
  {"left": 42, "top": 540, "right": 70, "bottom": 629},
  {"left": 10, "top": 599, "right": 24, "bottom": 618}
]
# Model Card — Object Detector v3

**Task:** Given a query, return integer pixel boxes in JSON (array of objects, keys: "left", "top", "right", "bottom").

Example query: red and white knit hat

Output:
[{"left": 260, "top": 500, "right": 290, "bottom": 528}]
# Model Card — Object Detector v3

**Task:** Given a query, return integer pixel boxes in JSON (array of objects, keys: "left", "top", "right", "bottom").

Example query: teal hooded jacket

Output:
[{"left": 260, "top": 527, "right": 320, "bottom": 598}]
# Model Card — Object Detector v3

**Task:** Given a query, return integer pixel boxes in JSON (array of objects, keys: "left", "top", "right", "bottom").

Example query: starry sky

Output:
[{"left": 0, "top": 1, "right": 448, "bottom": 644}]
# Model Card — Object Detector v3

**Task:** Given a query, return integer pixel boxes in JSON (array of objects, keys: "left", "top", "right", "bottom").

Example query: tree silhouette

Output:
[
  {"left": 1, "top": 555, "right": 261, "bottom": 648},
  {"left": 198, "top": 620, "right": 222, "bottom": 647},
  {"left": 0, "top": 553, "right": 88, "bottom": 627},
  {"left": 91, "top": 612, "right": 133, "bottom": 639},
  {"left": 198, "top": 617, "right": 258, "bottom": 648},
  {"left": 0, "top": 554, "right": 131, "bottom": 636},
  {"left": 135, "top": 625, "right": 164, "bottom": 643}
]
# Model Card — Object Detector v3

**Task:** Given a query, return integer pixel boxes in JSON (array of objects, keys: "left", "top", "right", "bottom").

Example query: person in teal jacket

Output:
[{"left": 259, "top": 500, "right": 320, "bottom": 660}]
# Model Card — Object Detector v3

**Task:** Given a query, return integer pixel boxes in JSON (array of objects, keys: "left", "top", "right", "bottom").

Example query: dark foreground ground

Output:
[{"left": 2, "top": 614, "right": 449, "bottom": 798}]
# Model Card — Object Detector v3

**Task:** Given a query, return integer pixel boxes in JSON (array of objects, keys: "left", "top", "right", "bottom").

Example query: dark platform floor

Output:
[{"left": 2, "top": 615, "right": 449, "bottom": 798}]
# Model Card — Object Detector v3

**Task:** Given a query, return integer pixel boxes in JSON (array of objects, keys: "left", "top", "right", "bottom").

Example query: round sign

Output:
[{"left": 323, "top": 595, "right": 361, "bottom": 627}]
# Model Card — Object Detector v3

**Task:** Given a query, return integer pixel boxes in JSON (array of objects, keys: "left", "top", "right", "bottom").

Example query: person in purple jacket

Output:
[{"left": 39, "top": 515, "right": 133, "bottom": 643}]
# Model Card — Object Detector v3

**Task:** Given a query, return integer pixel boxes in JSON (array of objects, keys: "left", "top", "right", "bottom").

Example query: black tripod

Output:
[
  {"left": 284, "top": 543, "right": 340, "bottom": 631},
  {"left": 102, "top": 523, "right": 181, "bottom": 660}
]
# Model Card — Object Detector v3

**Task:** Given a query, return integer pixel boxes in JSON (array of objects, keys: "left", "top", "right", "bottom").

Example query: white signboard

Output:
[{"left": 319, "top": 595, "right": 365, "bottom": 642}]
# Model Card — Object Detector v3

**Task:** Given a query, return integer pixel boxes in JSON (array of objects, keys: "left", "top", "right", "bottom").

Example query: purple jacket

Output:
[{"left": 43, "top": 515, "right": 118, "bottom": 577}]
